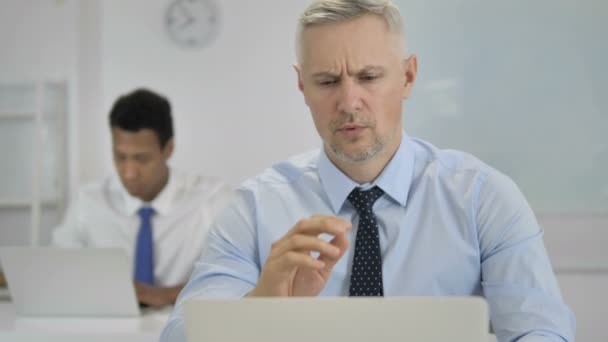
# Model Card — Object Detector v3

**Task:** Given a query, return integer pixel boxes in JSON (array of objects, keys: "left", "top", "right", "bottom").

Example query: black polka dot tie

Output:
[{"left": 348, "top": 186, "right": 384, "bottom": 297}]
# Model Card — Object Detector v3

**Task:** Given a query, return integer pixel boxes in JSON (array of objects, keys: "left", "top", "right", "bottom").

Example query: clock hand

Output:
[{"left": 179, "top": 16, "right": 195, "bottom": 30}]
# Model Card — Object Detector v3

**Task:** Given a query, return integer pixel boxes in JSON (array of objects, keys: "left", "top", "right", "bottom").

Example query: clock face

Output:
[{"left": 165, "top": 0, "right": 220, "bottom": 48}]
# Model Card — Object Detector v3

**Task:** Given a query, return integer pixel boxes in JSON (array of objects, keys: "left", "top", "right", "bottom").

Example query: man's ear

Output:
[
  {"left": 402, "top": 54, "right": 418, "bottom": 99},
  {"left": 162, "top": 138, "right": 175, "bottom": 161},
  {"left": 294, "top": 64, "right": 305, "bottom": 93},
  {"left": 294, "top": 64, "right": 310, "bottom": 106}
]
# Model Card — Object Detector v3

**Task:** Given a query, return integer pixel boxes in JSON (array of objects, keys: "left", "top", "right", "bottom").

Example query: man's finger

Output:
[
  {"left": 271, "top": 251, "right": 326, "bottom": 272},
  {"left": 318, "top": 232, "right": 349, "bottom": 274},
  {"left": 271, "top": 234, "right": 341, "bottom": 260},
  {"left": 287, "top": 215, "right": 352, "bottom": 238}
]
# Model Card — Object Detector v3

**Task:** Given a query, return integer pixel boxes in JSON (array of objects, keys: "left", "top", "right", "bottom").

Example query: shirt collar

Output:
[
  {"left": 318, "top": 131, "right": 415, "bottom": 213},
  {"left": 122, "top": 168, "right": 177, "bottom": 217}
]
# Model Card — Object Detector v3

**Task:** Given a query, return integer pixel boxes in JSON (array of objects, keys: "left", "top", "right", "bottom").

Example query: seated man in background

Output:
[
  {"left": 161, "top": 0, "right": 575, "bottom": 341},
  {"left": 53, "top": 88, "right": 232, "bottom": 307}
]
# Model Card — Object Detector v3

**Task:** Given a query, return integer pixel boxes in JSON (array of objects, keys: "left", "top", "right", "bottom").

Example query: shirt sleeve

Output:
[
  {"left": 476, "top": 169, "right": 575, "bottom": 341},
  {"left": 51, "top": 190, "right": 88, "bottom": 248},
  {"left": 160, "top": 187, "right": 260, "bottom": 342},
  {"left": 207, "top": 182, "right": 236, "bottom": 227}
]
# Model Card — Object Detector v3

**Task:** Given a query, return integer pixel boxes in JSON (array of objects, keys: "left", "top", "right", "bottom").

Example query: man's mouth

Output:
[{"left": 336, "top": 124, "right": 368, "bottom": 137}]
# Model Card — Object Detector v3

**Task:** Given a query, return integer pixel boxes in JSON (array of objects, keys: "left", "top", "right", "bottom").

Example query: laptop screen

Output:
[{"left": 0, "top": 247, "right": 139, "bottom": 317}]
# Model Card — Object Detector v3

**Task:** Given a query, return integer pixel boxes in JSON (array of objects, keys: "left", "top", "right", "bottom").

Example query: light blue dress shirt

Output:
[{"left": 161, "top": 133, "right": 575, "bottom": 342}]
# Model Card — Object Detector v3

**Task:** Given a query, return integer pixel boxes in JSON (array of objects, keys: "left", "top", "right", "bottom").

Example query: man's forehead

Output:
[
  {"left": 112, "top": 128, "right": 162, "bottom": 150},
  {"left": 299, "top": 39, "right": 398, "bottom": 74},
  {"left": 298, "top": 16, "right": 402, "bottom": 69},
  {"left": 113, "top": 142, "right": 157, "bottom": 153}
]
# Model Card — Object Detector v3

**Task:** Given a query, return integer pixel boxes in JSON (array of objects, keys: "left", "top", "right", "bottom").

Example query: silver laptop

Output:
[
  {"left": 184, "top": 297, "right": 489, "bottom": 342},
  {"left": 0, "top": 247, "right": 140, "bottom": 317}
]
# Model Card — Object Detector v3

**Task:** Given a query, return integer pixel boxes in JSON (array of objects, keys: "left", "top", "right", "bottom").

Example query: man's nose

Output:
[
  {"left": 122, "top": 161, "right": 138, "bottom": 180},
  {"left": 336, "top": 79, "right": 363, "bottom": 114}
]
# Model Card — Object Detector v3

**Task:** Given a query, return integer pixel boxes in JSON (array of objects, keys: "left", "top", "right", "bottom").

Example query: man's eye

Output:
[
  {"left": 361, "top": 74, "right": 379, "bottom": 81},
  {"left": 318, "top": 80, "right": 337, "bottom": 86}
]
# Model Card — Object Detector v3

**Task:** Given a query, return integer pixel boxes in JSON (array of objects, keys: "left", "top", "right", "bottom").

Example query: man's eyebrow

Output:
[
  {"left": 358, "top": 66, "right": 385, "bottom": 74},
  {"left": 311, "top": 66, "right": 386, "bottom": 78},
  {"left": 311, "top": 71, "right": 339, "bottom": 78}
]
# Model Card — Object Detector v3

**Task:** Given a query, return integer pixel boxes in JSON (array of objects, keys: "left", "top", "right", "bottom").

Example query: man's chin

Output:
[
  {"left": 332, "top": 146, "right": 379, "bottom": 163},
  {"left": 125, "top": 187, "right": 142, "bottom": 198}
]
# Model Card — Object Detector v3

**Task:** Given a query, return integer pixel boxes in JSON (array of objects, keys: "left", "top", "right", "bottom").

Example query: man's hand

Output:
[
  {"left": 248, "top": 215, "right": 351, "bottom": 297},
  {"left": 133, "top": 281, "right": 184, "bottom": 307}
]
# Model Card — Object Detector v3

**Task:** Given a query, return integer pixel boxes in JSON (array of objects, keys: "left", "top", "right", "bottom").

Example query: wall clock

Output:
[{"left": 165, "top": 0, "right": 220, "bottom": 49}]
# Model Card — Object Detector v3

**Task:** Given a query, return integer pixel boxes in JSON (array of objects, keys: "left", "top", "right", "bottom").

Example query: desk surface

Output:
[
  {"left": 0, "top": 300, "right": 499, "bottom": 342},
  {"left": 0, "top": 300, "right": 169, "bottom": 342}
]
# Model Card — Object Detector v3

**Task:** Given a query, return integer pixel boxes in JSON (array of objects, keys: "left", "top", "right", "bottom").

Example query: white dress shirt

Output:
[{"left": 52, "top": 169, "right": 233, "bottom": 287}]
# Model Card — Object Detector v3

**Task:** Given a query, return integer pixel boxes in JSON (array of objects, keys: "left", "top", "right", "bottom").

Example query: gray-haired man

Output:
[{"left": 161, "top": 1, "right": 574, "bottom": 341}]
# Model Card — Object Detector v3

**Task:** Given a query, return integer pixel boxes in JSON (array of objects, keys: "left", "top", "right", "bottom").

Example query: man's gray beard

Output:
[
  {"left": 329, "top": 136, "right": 385, "bottom": 164},
  {"left": 326, "top": 111, "right": 395, "bottom": 163}
]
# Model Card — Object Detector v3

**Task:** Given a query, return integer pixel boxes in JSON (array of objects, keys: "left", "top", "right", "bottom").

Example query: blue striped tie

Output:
[{"left": 135, "top": 207, "right": 155, "bottom": 285}]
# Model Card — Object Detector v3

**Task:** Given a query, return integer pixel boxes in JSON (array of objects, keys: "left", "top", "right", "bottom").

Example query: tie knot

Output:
[
  {"left": 348, "top": 186, "right": 384, "bottom": 212},
  {"left": 137, "top": 207, "right": 155, "bottom": 220}
]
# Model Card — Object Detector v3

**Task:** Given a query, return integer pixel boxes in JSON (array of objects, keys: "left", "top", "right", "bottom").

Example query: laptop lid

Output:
[
  {"left": 184, "top": 297, "right": 489, "bottom": 342},
  {"left": 0, "top": 247, "right": 140, "bottom": 317}
]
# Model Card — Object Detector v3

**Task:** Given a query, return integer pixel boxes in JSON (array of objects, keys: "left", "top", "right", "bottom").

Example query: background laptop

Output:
[
  {"left": 184, "top": 297, "right": 489, "bottom": 342},
  {"left": 0, "top": 247, "right": 140, "bottom": 317}
]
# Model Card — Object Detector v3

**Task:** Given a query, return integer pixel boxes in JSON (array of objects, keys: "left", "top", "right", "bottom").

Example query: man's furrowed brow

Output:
[{"left": 311, "top": 71, "right": 340, "bottom": 79}]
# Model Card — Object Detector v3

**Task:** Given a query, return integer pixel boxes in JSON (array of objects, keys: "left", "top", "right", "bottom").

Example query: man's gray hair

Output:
[{"left": 296, "top": 0, "right": 406, "bottom": 63}]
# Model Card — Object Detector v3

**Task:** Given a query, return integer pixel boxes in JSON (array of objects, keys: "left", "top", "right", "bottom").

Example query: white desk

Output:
[
  {"left": 0, "top": 298, "right": 499, "bottom": 342},
  {"left": 0, "top": 300, "right": 168, "bottom": 342}
]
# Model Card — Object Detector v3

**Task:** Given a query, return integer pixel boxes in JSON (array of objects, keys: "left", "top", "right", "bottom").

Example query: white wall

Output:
[
  {"left": 0, "top": 0, "right": 102, "bottom": 200},
  {"left": 0, "top": 0, "right": 77, "bottom": 80},
  {"left": 98, "top": 0, "right": 319, "bottom": 185},
  {"left": 397, "top": 0, "right": 608, "bottom": 214},
  {"left": 76, "top": 0, "right": 103, "bottom": 189},
  {"left": 0, "top": 0, "right": 79, "bottom": 245}
]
